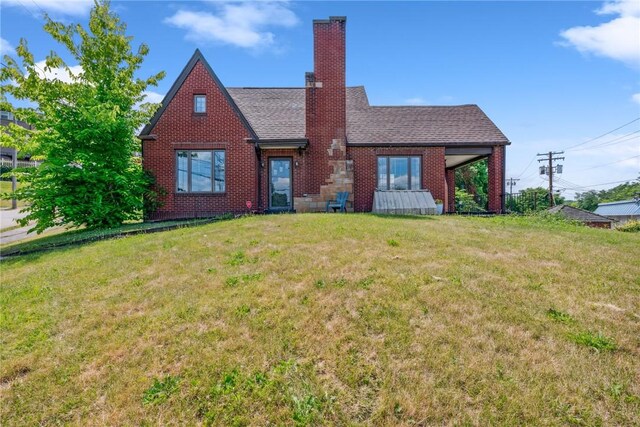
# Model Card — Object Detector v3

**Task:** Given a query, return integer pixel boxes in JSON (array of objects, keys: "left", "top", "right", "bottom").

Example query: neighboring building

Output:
[
  {"left": 140, "top": 17, "right": 510, "bottom": 220},
  {"left": 548, "top": 205, "right": 613, "bottom": 229},
  {"left": 1, "top": 111, "right": 34, "bottom": 163},
  {"left": 594, "top": 200, "right": 640, "bottom": 224}
]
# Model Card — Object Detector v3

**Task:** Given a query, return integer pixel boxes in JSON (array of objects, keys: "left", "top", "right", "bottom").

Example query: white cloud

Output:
[
  {"left": 34, "top": 60, "right": 83, "bottom": 83},
  {"left": 597, "top": 0, "right": 640, "bottom": 17},
  {"left": 164, "top": 1, "right": 299, "bottom": 49},
  {"left": 632, "top": 93, "right": 640, "bottom": 104},
  {"left": 141, "top": 91, "right": 164, "bottom": 104},
  {"left": 560, "top": 0, "right": 640, "bottom": 68},
  {"left": 0, "top": 37, "right": 15, "bottom": 56},
  {"left": 2, "top": 0, "right": 93, "bottom": 17},
  {"left": 405, "top": 97, "right": 426, "bottom": 105}
]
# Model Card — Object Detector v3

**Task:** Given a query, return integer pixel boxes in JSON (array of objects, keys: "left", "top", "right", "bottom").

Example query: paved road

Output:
[
  {"left": 1, "top": 209, "right": 31, "bottom": 245},
  {"left": 0, "top": 208, "right": 28, "bottom": 230}
]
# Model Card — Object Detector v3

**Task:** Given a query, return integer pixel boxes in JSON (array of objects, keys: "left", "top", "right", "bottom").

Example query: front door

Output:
[{"left": 269, "top": 158, "right": 292, "bottom": 210}]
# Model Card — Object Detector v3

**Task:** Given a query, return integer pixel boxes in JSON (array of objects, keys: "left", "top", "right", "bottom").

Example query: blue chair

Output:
[{"left": 326, "top": 192, "right": 349, "bottom": 213}]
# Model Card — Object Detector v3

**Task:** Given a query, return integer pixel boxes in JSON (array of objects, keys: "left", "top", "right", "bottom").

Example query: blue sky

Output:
[{"left": 1, "top": 0, "right": 639, "bottom": 198}]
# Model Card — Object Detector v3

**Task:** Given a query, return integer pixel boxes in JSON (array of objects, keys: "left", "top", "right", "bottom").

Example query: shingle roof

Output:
[
  {"left": 594, "top": 200, "right": 640, "bottom": 216},
  {"left": 548, "top": 205, "right": 613, "bottom": 223},
  {"left": 346, "top": 104, "right": 509, "bottom": 145},
  {"left": 227, "top": 86, "right": 509, "bottom": 145},
  {"left": 227, "top": 88, "right": 305, "bottom": 139}
]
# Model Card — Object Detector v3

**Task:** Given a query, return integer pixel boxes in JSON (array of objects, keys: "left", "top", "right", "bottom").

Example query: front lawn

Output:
[{"left": 1, "top": 214, "right": 638, "bottom": 425}]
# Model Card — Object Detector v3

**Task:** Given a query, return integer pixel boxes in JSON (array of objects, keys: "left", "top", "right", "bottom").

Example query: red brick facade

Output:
[
  {"left": 349, "top": 147, "right": 446, "bottom": 212},
  {"left": 487, "top": 145, "right": 505, "bottom": 213},
  {"left": 142, "top": 62, "right": 257, "bottom": 220},
  {"left": 141, "top": 16, "right": 508, "bottom": 219}
]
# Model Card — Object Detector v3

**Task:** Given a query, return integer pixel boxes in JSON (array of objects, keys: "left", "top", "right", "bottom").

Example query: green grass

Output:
[
  {"left": 1, "top": 214, "right": 639, "bottom": 425},
  {"left": 0, "top": 180, "right": 27, "bottom": 209},
  {"left": 0, "top": 217, "right": 225, "bottom": 256}
]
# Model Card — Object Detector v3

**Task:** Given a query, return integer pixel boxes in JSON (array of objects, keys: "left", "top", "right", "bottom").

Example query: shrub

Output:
[{"left": 616, "top": 220, "right": 640, "bottom": 233}]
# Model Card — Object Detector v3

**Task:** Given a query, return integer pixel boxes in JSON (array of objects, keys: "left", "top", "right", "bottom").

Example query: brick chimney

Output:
[{"left": 299, "top": 16, "right": 351, "bottom": 211}]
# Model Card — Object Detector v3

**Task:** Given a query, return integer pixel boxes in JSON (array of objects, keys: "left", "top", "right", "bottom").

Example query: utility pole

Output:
[
  {"left": 537, "top": 151, "right": 565, "bottom": 207},
  {"left": 506, "top": 178, "right": 520, "bottom": 196}
]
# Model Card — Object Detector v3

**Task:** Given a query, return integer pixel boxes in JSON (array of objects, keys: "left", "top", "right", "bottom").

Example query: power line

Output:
[
  {"left": 575, "top": 154, "right": 640, "bottom": 172},
  {"left": 516, "top": 155, "right": 536, "bottom": 178},
  {"left": 554, "top": 178, "right": 638, "bottom": 191},
  {"left": 563, "top": 117, "right": 640, "bottom": 151},
  {"left": 570, "top": 130, "right": 640, "bottom": 152}
]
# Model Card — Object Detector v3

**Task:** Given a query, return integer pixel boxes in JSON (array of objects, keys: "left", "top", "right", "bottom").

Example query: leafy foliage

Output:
[
  {"left": 0, "top": 0, "right": 164, "bottom": 233},
  {"left": 505, "top": 187, "right": 565, "bottom": 213},
  {"left": 570, "top": 332, "right": 617, "bottom": 352},
  {"left": 455, "top": 188, "right": 486, "bottom": 212},
  {"left": 575, "top": 177, "right": 640, "bottom": 211},
  {"left": 616, "top": 220, "right": 640, "bottom": 233},
  {"left": 142, "top": 376, "right": 180, "bottom": 405},
  {"left": 455, "top": 159, "right": 488, "bottom": 209},
  {"left": 546, "top": 308, "right": 575, "bottom": 324}
]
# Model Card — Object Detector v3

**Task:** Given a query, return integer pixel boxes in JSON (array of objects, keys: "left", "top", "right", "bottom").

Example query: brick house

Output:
[{"left": 140, "top": 17, "right": 510, "bottom": 220}]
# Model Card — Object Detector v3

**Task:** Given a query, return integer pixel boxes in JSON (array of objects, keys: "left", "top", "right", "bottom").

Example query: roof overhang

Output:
[
  {"left": 445, "top": 147, "right": 492, "bottom": 169},
  {"left": 250, "top": 138, "right": 309, "bottom": 150}
]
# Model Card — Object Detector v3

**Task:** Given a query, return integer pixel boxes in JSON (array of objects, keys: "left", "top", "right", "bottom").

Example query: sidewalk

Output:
[{"left": 0, "top": 208, "right": 31, "bottom": 244}]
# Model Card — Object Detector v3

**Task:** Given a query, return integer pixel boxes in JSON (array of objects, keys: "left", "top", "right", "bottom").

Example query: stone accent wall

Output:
[{"left": 294, "top": 138, "right": 354, "bottom": 213}]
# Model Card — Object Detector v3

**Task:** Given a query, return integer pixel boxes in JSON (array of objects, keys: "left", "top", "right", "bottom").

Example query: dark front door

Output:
[{"left": 269, "top": 158, "right": 292, "bottom": 210}]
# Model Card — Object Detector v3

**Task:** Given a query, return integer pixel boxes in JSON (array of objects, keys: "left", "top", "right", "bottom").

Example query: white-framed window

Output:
[
  {"left": 194, "top": 95, "right": 206, "bottom": 113},
  {"left": 177, "top": 150, "right": 225, "bottom": 193},
  {"left": 377, "top": 156, "right": 421, "bottom": 190}
]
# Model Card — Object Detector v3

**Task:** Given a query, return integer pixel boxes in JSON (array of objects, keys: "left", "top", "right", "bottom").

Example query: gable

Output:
[{"left": 139, "top": 49, "right": 257, "bottom": 139}]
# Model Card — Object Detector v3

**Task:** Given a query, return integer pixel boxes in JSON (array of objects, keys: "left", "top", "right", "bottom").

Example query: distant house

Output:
[
  {"left": 594, "top": 200, "right": 640, "bottom": 224},
  {"left": 1, "top": 111, "right": 34, "bottom": 164},
  {"left": 548, "top": 205, "right": 613, "bottom": 229},
  {"left": 139, "top": 16, "right": 510, "bottom": 220}
]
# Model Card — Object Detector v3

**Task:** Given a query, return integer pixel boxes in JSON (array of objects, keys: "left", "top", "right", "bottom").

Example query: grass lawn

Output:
[{"left": 1, "top": 214, "right": 638, "bottom": 425}]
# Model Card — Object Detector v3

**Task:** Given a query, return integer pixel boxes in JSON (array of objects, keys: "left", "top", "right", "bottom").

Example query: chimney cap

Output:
[{"left": 313, "top": 16, "right": 347, "bottom": 24}]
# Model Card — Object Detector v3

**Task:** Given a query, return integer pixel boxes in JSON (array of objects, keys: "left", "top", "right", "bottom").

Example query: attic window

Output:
[{"left": 194, "top": 95, "right": 206, "bottom": 113}]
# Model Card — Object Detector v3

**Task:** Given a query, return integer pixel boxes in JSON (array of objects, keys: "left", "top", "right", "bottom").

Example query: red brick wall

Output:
[
  {"left": 585, "top": 221, "right": 612, "bottom": 229},
  {"left": 305, "top": 17, "right": 347, "bottom": 195},
  {"left": 487, "top": 145, "right": 505, "bottom": 213},
  {"left": 348, "top": 146, "right": 446, "bottom": 212},
  {"left": 445, "top": 169, "right": 456, "bottom": 213},
  {"left": 142, "top": 61, "right": 257, "bottom": 220}
]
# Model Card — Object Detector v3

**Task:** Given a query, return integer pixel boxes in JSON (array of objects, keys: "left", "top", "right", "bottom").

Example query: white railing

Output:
[{"left": 0, "top": 158, "right": 41, "bottom": 168}]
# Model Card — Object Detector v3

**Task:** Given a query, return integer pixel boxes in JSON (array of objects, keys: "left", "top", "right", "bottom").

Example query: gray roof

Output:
[
  {"left": 548, "top": 205, "right": 613, "bottom": 223},
  {"left": 594, "top": 200, "right": 640, "bottom": 217},
  {"left": 141, "top": 50, "right": 509, "bottom": 146},
  {"left": 227, "top": 86, "right": 509, "bottom": 145}
]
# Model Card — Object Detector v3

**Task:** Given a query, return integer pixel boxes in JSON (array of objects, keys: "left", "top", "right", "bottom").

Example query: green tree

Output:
[
  {"left": 455, "top": 159, "right": 488, "bottom": 209},
  {"left": 505, "top": 187, "right": 565, "bottom": 213},
  {"left": 0, "top": 0, "right": 164, "bottom": 233},
  {"left": 575, "top": 190, "right": 600, "bottom": 211},
  {"left": 455, "top": 188, "right": 485, "bottom": 212},
  {"left": 575, "top": 177, "right": 640, "bottom": 211}
]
